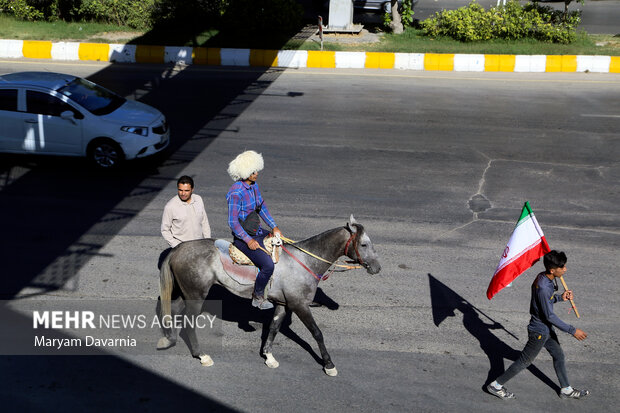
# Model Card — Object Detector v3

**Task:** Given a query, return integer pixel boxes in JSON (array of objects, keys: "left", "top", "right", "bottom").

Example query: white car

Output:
[
  {"left": 0, "top": 71, "right": 169, "bottom": 168},
  {"left": 320, "top": 1, "right": 419, "bottom": 14}
]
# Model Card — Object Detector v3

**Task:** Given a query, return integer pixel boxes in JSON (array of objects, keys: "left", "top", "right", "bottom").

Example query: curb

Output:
[{"left": 1, "top": 39, "right": 619, "bottom": 73}]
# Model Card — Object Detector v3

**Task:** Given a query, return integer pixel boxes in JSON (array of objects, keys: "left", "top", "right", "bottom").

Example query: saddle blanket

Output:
[{"left": 214, "top": 239, "right": 258, "bottom": 285}]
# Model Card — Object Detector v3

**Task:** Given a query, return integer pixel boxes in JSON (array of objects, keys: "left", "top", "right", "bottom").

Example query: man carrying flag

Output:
[
  {"left": 485, "top": 203, "right": 589, "bottom": 400},
  {"left": 487, "top": 251, "right": 589, "bottom": 400}
]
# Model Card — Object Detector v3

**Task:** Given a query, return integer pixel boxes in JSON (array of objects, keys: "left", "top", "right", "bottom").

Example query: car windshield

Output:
[{"left": 57, "top": 78, "right": 125, "bottom": 116}]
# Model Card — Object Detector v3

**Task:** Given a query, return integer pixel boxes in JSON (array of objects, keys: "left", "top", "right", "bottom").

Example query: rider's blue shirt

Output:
[{"left": 226, "top": 181, "right": 277, "bottom": 244}]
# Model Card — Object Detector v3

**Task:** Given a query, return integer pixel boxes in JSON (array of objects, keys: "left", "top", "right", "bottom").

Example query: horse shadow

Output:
[
  {"left": 204, "top": 285, "right": 338, "bottom": 365},
  {"left": 427, "top": 273, "right": 560, "bottom": 394}
]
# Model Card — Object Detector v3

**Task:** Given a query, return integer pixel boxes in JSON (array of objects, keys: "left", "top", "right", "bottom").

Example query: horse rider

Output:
[{"left": 226, "top": 150, "right": 282, "bottom": 310}]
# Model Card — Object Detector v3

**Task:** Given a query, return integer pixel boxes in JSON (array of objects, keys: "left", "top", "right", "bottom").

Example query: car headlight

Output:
[{"left": 121, "top": 126, "right": 148, "bottom": 136}]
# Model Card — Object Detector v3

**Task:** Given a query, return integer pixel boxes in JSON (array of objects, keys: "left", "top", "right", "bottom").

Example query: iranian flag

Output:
[{"left": 487, "top": 202, "right": 551, "bottom": 300}]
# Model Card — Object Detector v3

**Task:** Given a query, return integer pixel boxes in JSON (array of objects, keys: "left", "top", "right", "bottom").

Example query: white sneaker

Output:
[
  {"left": 560, "top": 388, "right": 590, "bottom": 399},
  {"left": 487, "top": 384, "right": 516, "bottom": 400}
]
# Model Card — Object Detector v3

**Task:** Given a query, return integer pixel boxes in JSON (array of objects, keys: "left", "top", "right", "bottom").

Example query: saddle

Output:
[{"left": 228, "top": 235, "right": 281, "bottom": 265}]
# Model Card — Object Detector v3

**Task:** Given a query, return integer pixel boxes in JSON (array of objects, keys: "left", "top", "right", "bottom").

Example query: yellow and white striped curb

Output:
[{"left": 1, "top": 39, "right": 618, "bottom": 73}]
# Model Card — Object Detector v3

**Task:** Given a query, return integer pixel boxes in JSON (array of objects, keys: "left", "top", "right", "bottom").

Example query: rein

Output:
[
  {"left": 280, "top": 244, "right": 323, "bottom": 281},
  {"left": 279, "top": 233, "right": 363, "bottom": 282}
]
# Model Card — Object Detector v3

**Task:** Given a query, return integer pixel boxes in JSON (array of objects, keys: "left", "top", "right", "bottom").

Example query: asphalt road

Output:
[{"left": 0, "top": 60, "right": 619, "bottom": 412}]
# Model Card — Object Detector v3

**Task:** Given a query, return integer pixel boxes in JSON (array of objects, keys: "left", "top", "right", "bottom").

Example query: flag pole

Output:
[{"left": 559, "top": 276, "right": 580, "bottom": 318}]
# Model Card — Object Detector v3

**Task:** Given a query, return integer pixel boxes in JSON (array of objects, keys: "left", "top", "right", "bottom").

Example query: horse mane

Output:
[
  {"left": 297, "top": 227, "right": 341, "bottom": 245},
  {"left": 296, "top": 223, "right": 364, "bottom": 247}
]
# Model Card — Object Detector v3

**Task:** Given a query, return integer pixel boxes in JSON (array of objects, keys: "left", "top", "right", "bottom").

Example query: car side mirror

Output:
[{"left": 60, "top": 110, "right": 77, "bottom": 123}]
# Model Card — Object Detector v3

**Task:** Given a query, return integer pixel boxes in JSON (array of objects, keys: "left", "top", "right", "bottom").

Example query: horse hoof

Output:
[
  {"left": 156, "top": 337, "right": 175, "bottom": 350},
  {"left": 324, "top": 367, "right": 338, "bottom": 377},
  {"left": 264, "top": 353, "right": 279, "bottom": 369},
  {"left": 199, "top": 354, "right": 214, "bottom": 367}
]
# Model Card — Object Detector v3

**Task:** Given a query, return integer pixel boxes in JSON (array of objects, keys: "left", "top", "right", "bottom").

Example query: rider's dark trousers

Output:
[
  {"left": 233, "top": 235, "right": 274, "bottom": 296},
  {"left": 497, "top": 330, "right": 569, "bottom": 388}
]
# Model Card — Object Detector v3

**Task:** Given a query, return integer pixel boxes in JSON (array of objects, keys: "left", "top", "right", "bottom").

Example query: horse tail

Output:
[{"left": 159, "top": 252, "right": 174, "bottom": 320}]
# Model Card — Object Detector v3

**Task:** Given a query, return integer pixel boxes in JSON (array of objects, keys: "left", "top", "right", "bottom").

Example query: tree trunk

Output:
[
  {"left": 563, "top": 0, "right": 574, "bottom": 22},
  {"left": 389, "top": 0, "right": 403, "bottom": 34}
]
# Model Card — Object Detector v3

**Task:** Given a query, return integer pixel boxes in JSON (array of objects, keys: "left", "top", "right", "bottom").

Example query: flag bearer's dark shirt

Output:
[{"left": 528, "top": 272, "right": 576, "bottom": 336}]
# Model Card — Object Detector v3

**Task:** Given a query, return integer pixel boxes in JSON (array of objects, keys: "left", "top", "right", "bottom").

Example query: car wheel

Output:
[{"left": 88, "top": 139, "right": 124, "bottom": 169}]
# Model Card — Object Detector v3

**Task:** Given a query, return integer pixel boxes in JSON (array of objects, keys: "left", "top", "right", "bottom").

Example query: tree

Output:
[
  {"left": 389, "top": 0, "right": 403, "bottom": 34},
  {"left": 562, "top": 0, "right": 585, "bottom": 21}
]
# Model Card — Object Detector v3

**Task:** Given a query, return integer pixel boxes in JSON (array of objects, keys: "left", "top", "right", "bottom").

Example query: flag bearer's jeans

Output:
[
  {"left": 233, "top": 235, "right": 274, "bottom": 297},
  {"left": 497, "top": 330, "right": 569, "bottom": 388}
]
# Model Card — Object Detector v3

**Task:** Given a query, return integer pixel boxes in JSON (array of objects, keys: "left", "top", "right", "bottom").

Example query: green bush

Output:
[
  {"left": 0, "top": 0, "right": 84, "bottom": 21},
  {"left": 0, "top": 0, "right": 302, "bottom": 33},
  {"left": 78, "top": 0, "right": 156, "bottom": 30},
  {"left": 421, "top": 0, "right": 581, "bottom": 44},
  {"left": 0, "top": 0, "right": 46, "bottom": 21},
  {"left": 0, "top": 0, "right": 156, "bottom": 28},
  {"left": 149, "top": 0, "right": 226, "bottom": 28},
  {"left": 25, "top": 0, "right": 59, "bottom": 20}
]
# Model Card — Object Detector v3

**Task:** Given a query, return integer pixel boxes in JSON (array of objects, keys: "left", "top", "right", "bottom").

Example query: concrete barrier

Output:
[
  {"left": 164, "top": 46, "right": 193, "bottom": 65},
  {"left": 394, "top": 53, "right": 424, "bottom": 70},
  {"left": 514, "top": 55, "right": 546, "bottom": 73},
  {"left": 335, "top": 52, "right": 366, "bottom": 69},
  {"left": 0, "top": 39, "right": 618, "bottom": 73},
  {"left": 22, "top": 40, "right": 52, "bottom": 59},
  {"left": 220, "top": 48, "right": 250, "bottom": 66},
  {"left": 576, "top": 55, "right": 612, "bottom": 73},
  {"left": 277, "top": 50, "right": 307, "bottom": 68},
  {"left": 51, "top": 42, "right": 80, "bottom": 60},
  {"left": 109, "top": 43, "right": 136, "bottom": 63},
  {"left": 79, "top": 43, "right": 110, "bottom": 62},
  {"left": 0, "top": 39, "right": 24, "bottom": 58},
  {"left": 453, "top": 54, "right": 485, "bottom": 72}
]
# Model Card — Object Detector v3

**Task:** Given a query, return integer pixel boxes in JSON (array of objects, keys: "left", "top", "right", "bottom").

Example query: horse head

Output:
[{"left": 345, "top": 215, "right": 381, "bottom": 275}]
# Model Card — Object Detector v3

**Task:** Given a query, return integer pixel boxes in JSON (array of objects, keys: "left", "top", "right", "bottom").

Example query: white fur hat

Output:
[{"left": 227, "top": 150, "right": 264, "bottom": 181}]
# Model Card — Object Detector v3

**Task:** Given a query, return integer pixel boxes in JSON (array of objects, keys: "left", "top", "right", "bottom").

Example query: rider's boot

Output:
[{"left": 252, "top": 283, "right": 274, "bottom": 310}]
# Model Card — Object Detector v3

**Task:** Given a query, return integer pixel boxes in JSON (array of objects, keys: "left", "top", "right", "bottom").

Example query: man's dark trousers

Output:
[
  {"left": 497, "top": 330, "right": 569, "bottom": 388},
  {"left": 233, "top": 235, "right": 274, "bottom": 296}
]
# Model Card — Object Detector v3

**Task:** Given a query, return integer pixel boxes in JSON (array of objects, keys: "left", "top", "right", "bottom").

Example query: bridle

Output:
[
  {"left": 279, "top": 230, "right": 364, "bottom": 281},
  {"left": 344, "top": 232, "right": 365, "bottom": 267}
]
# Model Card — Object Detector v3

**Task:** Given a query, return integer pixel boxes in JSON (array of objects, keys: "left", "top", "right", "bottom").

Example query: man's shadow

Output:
[{"left": 428, "top": 273, "right": 560, "bottom": 393}]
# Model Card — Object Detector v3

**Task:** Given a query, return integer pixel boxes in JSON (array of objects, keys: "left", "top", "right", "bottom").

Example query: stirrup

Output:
[{"left": 252, "top": 293, "right": 274, "bottom": 310}]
